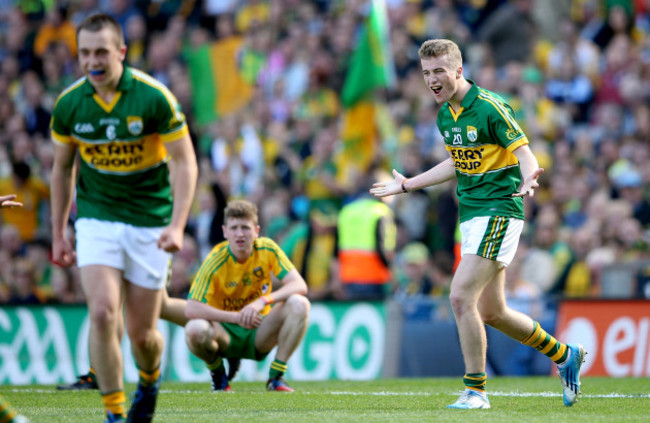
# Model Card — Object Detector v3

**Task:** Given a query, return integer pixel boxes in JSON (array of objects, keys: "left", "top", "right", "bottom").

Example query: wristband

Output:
[
  {"left": 262, "top": 295, "right": 274, "bottom": 305},
  {"left": 401, "top": 179, "right": 409, "bottom": 193}
]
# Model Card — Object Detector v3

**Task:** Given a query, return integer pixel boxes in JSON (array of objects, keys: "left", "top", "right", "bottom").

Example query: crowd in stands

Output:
[{"left": 1, "top": 0, "right": 650, "bottom": 306}]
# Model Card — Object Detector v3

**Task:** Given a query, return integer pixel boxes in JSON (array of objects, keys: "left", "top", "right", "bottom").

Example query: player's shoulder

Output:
[
  {"left": 53, "top": 76, "right": 88, "bottom": 108},
  {"left": 129, "top": 67, "right": 176, "bottom": 100},
  {"left": 207, "top": 241, "right": 231, "bottom": 261},
  {"left": 255, "top": 237, "right": 282, "bottom": 251},
  {"left": 475, "top": 87, "right": 513, "bottom": 114}
]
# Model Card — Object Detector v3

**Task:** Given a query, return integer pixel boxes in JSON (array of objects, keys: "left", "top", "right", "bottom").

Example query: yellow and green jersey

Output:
[
  {"left": 50, "top": 66, "right": 189, "bottom": 227},
  {"left": 188, "top": 237, "right": 295, "bottom": 315},
  {"left": 438, "top": 80, "right": 528, "bottom": 222}
]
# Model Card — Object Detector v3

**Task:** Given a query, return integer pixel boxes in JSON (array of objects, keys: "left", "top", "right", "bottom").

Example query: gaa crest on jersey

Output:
[
  {"left": 467, "top": 126, "right": 478, "bottom": 142},
  {"left": 261, "top": 283, "right": 270, "bottom": 294},
  {"left": 127, "top": 116, "right": 144, "bottom": 136},
  {"left": 253, "top": 266, "right": 265, "bottom": 279}
]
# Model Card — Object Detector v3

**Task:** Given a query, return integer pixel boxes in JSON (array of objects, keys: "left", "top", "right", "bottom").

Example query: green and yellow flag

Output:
[
  {"left": 187, "top": 37, "right": 254, "bottom": 126},
  {"left": 341, "top": 0, "right": 395, "bottom": 107},
  {"left": 337, "top": 0, "right": 395, "bottom": 188}
]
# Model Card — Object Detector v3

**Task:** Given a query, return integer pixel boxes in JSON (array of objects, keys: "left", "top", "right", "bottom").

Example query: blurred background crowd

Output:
[{"left": 1, "top": 0, "right": 650, "bottom": 307}]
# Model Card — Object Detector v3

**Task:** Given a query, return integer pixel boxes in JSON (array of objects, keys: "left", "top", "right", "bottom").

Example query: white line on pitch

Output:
[{"left": 2, "top": 389, "right": 649, "bottom": 399}]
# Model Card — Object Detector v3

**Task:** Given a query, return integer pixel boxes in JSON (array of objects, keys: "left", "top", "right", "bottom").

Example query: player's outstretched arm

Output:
[
  {"left": 370, "top": 169, "right": 407, "bottom": 197},
  {"left": 370, "top": 159, "right": 457, "bottom": 198},
  {"left": 0, "top": 194, "right": 22, "bottom": 208}
]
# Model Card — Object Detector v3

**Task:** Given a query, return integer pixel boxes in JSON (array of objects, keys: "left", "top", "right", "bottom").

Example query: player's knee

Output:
[
  {"left": 88, "top": 303, "right": 119, "bottom": 332},
  {"left": 284, "top": 295, "right": 310, "bottom": 320},
  {"left": 448, "top": 291, "right": 469, "bottom": 315},
  {"left": 128, "top": 326, "right": 162, "bottom": 352},
  {"left": 184, "top": 319, "right": 212, "bottom": 347},
  {"left": 480, "top": 308, "right": 505, "bottom": 327}
]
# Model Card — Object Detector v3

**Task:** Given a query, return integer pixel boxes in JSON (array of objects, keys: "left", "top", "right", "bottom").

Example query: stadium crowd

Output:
[{"left": 1, "top": 0, "right": 650, "bottom": 306}]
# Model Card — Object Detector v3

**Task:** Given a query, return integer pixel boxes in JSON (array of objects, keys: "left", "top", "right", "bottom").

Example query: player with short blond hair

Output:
[{"left": 371, "top": 38, "right": 585, "bottom": 410}]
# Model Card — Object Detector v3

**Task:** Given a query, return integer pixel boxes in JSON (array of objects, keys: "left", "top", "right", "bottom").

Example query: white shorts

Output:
[
  {"left": 75, "top": 218, "right": 171, "bottom": 290},
  {"left": 459, "top": 216, "right": 524, "bottom": 267}
]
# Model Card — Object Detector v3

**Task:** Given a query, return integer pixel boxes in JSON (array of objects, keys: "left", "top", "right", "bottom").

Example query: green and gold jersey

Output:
[
  {"left": 50, "top": 66, "right": 189, "bottom": 227},
  {"left": 437, "top": 80, "right": 528, "bottom": 222},
  {"left": 188, "top": 237, "right": 295, "bottom": 315}
]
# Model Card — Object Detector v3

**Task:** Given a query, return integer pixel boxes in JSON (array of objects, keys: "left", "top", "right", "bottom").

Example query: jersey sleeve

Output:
[
  {"left": 152, "top": 85, "right": 190, "bottom": 144},
  {"left": 487, "top": 99, "right": 529, "bottom": 152},
  {"left": 262, "top": 238, "right": 295, "bottom": 280},
  {"left": 50, "top": 94, "right": 74, "bottom": 145},
  {"left": 188, "top": 247, "right": 222, "bottom": 303}
]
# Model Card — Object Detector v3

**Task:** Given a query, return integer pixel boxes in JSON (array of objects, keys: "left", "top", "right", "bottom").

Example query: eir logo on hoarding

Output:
[{"left": 556, "top": 300, "right": 650, "bottom": 377}]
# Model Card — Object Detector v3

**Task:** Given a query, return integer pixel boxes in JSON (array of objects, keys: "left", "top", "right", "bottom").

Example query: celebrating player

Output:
[
  {"left": 370, "top": 39, "right": 585, "bottom": 410},
  {"left": 185, "top": 200, "right": 310, "bottom": 392},
  {"left": 50, "top": 13, "right": 197, "bottom": 423}
]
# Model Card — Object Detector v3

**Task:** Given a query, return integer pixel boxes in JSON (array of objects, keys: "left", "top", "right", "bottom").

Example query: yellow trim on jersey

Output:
[
  {"left": 255, "top": 237, "right": 294, "bottom": 271},
  {"left": 477, "top": 91, "right": 519, "bottom": 129},
  {"left": 159, "top": 124, "right": 190, "bottom": 143},
  {"left": 192, "top": 246, "right": 231, "bottom": 301},
  {"left": 131, "top": 69, "right": 181, "bottom": 121},
  {"left": 74, "top": 134, "right": 167, "bottom": 174},
  {"left": 52, "top": 77, "right": 86, "bottom": 109},
  {"left": 92, "top": 92, "right": 122, "bottom": 113},
  {"left": 448, "top": 105, "right": 464, "bottom": 122},
  {"left": 506, "top": 137, "right": 529, "bottom": 153},
  {"left": 51, "top": 129, "right": 72, "bottom": 145},
  {"left": 446, "top": 144, "right": 519, "bottom": 175}
]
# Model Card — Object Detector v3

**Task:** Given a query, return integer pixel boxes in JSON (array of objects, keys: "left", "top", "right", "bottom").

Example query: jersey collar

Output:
[
  {"left": 459, "top": 79, "right": 479, "bottom": 109},
  {"left": 81, "top": 65, "right": 135, "bottom": 95}
]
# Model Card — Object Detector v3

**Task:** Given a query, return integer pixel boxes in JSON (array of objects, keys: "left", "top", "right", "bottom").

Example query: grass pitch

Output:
[{"left": 1, "top": 377, "right": 648, "bottom": 422}]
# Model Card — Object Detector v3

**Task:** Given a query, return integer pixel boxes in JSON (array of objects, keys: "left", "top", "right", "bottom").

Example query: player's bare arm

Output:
[
  {"left": 50, "top": 142, "right": 78, "bottom": 266},
  {"left": 512, "top": 145, "right": 544, "bottom": 198},
  {"left": 185, "top": 299, "right": 241, "bottom": 325},
  {"left": 158, "top": 134, "right": 198, "bottom": 253},
  {"left": 240, "top": 269, "right": 308, "bottom": 329},
  {"left": 370, "top": 158, "right": 456, "bottom": 197}
]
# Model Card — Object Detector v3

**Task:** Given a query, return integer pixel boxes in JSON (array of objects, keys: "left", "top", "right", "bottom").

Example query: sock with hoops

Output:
[
  {"left": 521, "top": 321, "right": 569, "bottom": 365},
  {"left": 463, "top": 372, "right": 487, "bottom": 394}
]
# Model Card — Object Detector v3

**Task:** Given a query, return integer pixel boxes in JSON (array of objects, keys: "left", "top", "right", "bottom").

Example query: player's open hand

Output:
[
  {"left": 513, "top": 168, "right": 544, "bottom": 197},
  {"left": 0, "top": 194, "right": 22, "bottom": 208},
  {"left": 369, "top": 169, "right": 406, "bottom": 197}
]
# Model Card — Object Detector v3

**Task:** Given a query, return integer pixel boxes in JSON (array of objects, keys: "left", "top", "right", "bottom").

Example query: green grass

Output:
[{"left": 1, "top": 377, "right": 648, "bottom": 422}]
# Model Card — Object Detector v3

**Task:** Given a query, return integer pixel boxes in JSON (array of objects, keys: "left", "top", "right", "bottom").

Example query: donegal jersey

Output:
[
  {"left": 188, "top": 237, "right": 295, "bottom": 315},
  {"left": 50, "top": 66, "right": 189, "bottom": 227},
  {"left": 437, "top": 80, "right": 528, "bottom": 222}
]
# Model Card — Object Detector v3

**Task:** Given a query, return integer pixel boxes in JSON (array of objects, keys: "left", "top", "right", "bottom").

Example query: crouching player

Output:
[{"left": 185, "top": 200, "right": 310, "bottom": 392}]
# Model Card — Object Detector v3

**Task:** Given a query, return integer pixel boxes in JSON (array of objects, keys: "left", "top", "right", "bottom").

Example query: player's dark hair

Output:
[
  {"left": 418, "top": 39, "right": 462, "bottom": 68},
  {"left": 224, "top": 200, "right": 258, "bottom": 226},
  {"left": 76, "top": 13, "right": 124, "bottom": 47}
]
